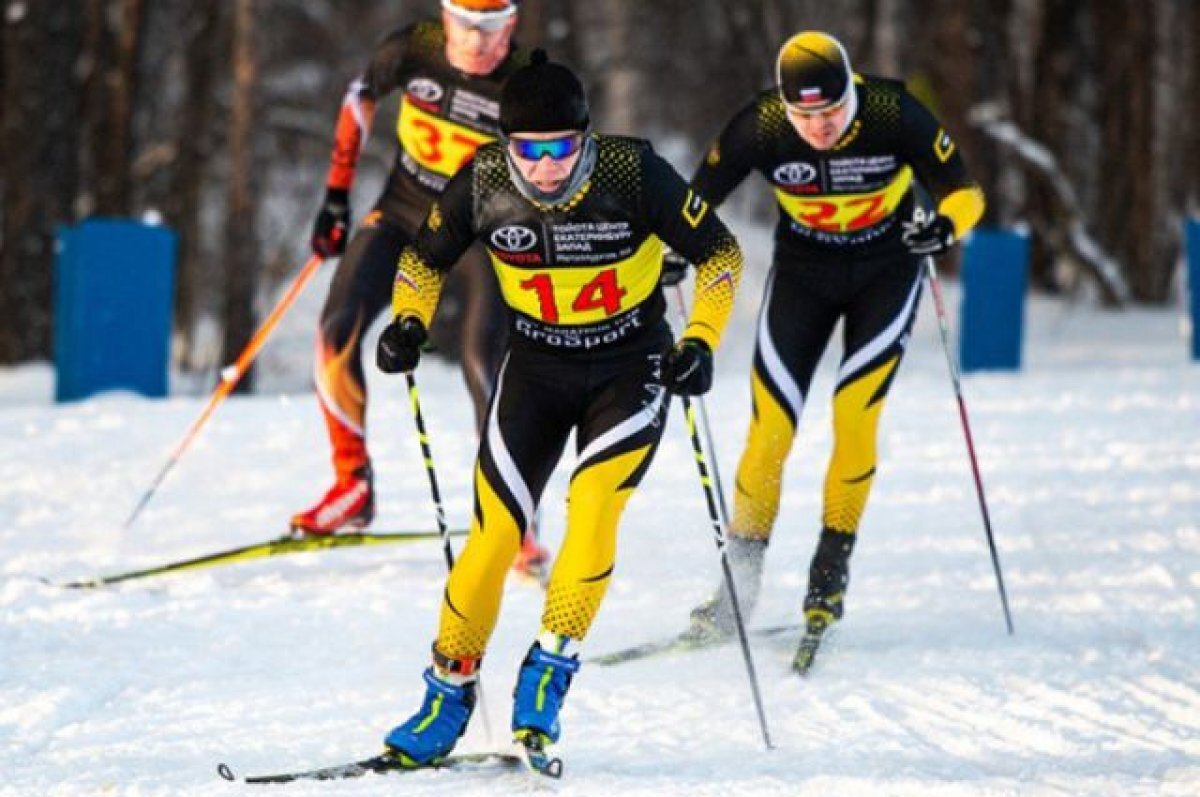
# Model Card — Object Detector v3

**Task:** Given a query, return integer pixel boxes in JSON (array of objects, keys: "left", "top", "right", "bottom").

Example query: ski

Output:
[
  {"left": 46, "top": 528, "right": 467, "bottom": 589},
  {"left": 588, "top": 623, "right": 801, "bottom": 667},
  {"left": 217, "top": 751, "right": 521, "bottom": 784}
]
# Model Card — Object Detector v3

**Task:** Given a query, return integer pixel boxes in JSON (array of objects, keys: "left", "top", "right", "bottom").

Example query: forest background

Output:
[{"left": 2, "top": 0, "right": 1197, "bottom": 382}]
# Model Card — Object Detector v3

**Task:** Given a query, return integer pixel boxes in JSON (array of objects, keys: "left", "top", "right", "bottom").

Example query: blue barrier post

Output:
[
  {"left": 55, "top": 219, "right": 177, "bottom": 402},
  {"left": 1188, "top": 218, "right": 1200, "bottom": 361},
  {"left": 959, "top": 228, "right": 1029, "bottom": 373}
]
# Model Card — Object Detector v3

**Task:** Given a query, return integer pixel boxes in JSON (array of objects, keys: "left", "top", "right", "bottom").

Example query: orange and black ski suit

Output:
[{"left": 315, "top": 21, "right": 529, "bottom": 481}]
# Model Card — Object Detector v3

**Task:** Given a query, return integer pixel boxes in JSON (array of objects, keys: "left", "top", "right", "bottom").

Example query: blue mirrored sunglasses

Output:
[{"left": 509, "top": 134, "right": 583, "bottom": 161}]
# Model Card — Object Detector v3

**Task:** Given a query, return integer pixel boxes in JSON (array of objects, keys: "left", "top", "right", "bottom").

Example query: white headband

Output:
[{"left": 441, "top": 1, "right": 517, "bottom": 25}]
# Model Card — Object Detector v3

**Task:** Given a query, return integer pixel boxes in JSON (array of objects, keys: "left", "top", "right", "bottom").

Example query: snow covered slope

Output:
[{"left": 2, "top": 234, "right": 1197, "bottom": 795}]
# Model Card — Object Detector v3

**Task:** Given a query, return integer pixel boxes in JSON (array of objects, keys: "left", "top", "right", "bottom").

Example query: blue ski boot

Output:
[
  {"left": 384, "top": 667, "right": 476, "bottom": 767},
  {"left": 512, "top": 641, "right": 580, "bottom": 745}
]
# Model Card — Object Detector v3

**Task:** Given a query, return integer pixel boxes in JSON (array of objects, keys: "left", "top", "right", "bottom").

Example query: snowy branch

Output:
[
  {"left": 968, "top": 103, "right": 1131, "bottom": 306},
  {"left": 265, "top": 107, "right": 394, "bottom": 172}
]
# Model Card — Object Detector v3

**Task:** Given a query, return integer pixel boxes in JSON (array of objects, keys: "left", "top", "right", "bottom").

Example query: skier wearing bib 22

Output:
[
  {"left": 685, "top": 31, "right": 985, "bottom": 673},
  {"left": 374, "top": 52, "right": 743, "bottom": 767},
  {"left": 294, "top": 0, "right": 550, "bottom": 580}
]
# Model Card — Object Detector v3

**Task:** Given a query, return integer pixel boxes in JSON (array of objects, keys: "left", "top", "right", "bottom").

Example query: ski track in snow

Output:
[{"left": 2, "top": 225, "right": 1198, "bottom": 795}]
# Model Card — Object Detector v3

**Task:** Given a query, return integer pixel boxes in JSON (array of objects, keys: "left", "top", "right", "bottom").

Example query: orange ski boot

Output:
[
  {"left": 290, "top": 466, "right": 374, "bottom": 536},
  {"left": 512, "top": 530, "right": 551, "bottom": 586}
]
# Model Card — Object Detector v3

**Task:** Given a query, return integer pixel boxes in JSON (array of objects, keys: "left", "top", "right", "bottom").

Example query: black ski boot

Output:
[{"left": 794, "top": 527, "right": 856, "bottom": 674}]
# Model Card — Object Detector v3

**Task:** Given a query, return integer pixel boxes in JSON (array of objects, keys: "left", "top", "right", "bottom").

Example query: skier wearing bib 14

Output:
[
  {"left": 294, "top": 0, "right": 550, "bottom": 578},
  {"left": 684, "top": 31, "right": 985, "bottom": 672},
  {"left": 374, "top": 52, "right": 744, "bottom": 767}
]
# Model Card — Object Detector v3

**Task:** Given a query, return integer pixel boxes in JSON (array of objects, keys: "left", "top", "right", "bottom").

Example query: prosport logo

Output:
[
  {"left": 406, "top": 78, "right": 444, "bottom": 103},
  {"left": 490, "top": 225, "right": 538, "bottom": 253},
  {"left": 773, "top": 161, "right": 818, "bottom": 186}
]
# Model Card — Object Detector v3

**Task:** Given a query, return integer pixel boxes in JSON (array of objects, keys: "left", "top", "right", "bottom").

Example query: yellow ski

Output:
[{"left": 47, "top": 529, "right": 467, "bottom": 589}]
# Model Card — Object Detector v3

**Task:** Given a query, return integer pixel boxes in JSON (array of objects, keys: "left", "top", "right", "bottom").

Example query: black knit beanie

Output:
[{"left": 500, "top": 50, "right": 590, "bottom": 135}]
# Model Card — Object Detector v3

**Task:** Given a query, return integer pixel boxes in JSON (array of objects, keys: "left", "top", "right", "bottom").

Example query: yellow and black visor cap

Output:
[{"left": 777, "top": 31, "right": 852, "bottom": 111}]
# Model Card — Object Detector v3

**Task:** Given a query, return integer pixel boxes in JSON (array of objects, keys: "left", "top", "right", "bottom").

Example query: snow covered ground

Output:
[{"left": 2, "top": 225, "right": 1198, "bottom": 795}]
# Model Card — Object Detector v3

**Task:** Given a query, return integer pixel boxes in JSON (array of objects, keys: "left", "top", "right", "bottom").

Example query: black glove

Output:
[
  {"left": 660, "top": 250, "right": 690, "bottom": 287},
  {"left": 901, "top": 212, "right": 956, "bottom": 256},
  {"left": 376, "top": 316, "right": 428, "bottom": 374},
  {"left": 311, "top": 187, "right": 351, "bottom": 258},
  {"left": 660, "top": 338, "right": 713, "bottom": 396}
]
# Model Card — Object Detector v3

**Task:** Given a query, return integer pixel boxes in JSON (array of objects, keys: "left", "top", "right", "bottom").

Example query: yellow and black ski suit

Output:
[
  {"left": 692, "top": 76, "right": 984, "bottom": 572},
  {"left": 393, "top": 135, "right": 743, "bottom": 664}
]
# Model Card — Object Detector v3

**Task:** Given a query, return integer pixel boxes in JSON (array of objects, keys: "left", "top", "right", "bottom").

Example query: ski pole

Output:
[
  {"left": 122, "top": 254, "right": 325, "bottom": 530},
  {"left": 403, "top": 372, "right": 455, "bottom": 571},
  {"left": 671, "top": 284, "right": 732, "bottom": 523},
  {"left": 403, "top": 370, "right": 495, "bottom": 742},
  {"left": 923, "top": 255, "right": 1015, "bottom": 635},
  {"left": 671, "top": 276, "right": 769, "bottom": 740},
  {"left": 680, "top": 395, "right": 773, "bottom": 750}
]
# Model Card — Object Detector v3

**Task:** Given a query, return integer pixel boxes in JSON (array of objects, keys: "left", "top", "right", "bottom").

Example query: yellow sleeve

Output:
[
  {"left": 391, "top": 247, "right": 444, "bottom": 327},
  {"left": 938, "top": 185, "right": 986, "bottom": 238},
  {"left": 683, "top": 239, "right": 744, "bottom": 351}
]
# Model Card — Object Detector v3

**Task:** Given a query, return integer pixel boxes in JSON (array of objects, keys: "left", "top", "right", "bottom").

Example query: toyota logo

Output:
[
  {"left": 406, "top": 78, "right": 444, "bottom": 103},
  {"left": 490, "top": 225, "right": 538, "bottom": 253},
  {"left": 773, "top": 162, "right": 818, "bottom": 186}
]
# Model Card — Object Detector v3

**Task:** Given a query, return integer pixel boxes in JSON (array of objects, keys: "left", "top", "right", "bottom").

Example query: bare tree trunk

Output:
[
  {"left": 0, "top": 7, "right": 5, "bottom": 136},
  {"left": 970, "top": 0, "right": 1023, "bottom": 228},
  {"left": 598, "top": 0, "right": 641, "bottom": 134},
  {"left": 77, "top": 0, "right": 145, "bottom": 217},
  {"left": 515, "top": 0, "right": 549, "bottom": 46},
  {"left": 0, "top": 1, "right": 82, "bottom": 363},
  {"left": 718, "top": 1, "right": 774, "bottom": 88},
  {"left": 112, "top": 0, "right": 145, "bottom": 209},
  {"left": 908, "top": 0, "right": 977, "bottom": 277},
  {"left": 870, "top": 0, "right": 902, "bottom": 75},
  {"left": 1093, "top": 0, "right": 1176, "bottom": 302},
  {"left": 1021, "top": 0, "right": 1078, "bottom": 291},
  {"left": 168, "top": 0, "right": 221, "bottom": 371},
  {"left": 1190, "top": 1, "right": 1200, "bottom": 214},
  {"left": 540, "top": 0, "right": 585, "bottom": 69},
  {"left": 567, "top": 0, "right": 651, "bottom": 135},
  {"left": 221, "top": 0, "right": 260, "bottom": 392},
  {"left": 1152, "top": 0, "right": 1195, "bottom": 299},
  {"left": 758, "top": 0, "right": 788, "bottom": 50},
  {"left": 77, "top": 0, "right": 105, "bottom": 217}
]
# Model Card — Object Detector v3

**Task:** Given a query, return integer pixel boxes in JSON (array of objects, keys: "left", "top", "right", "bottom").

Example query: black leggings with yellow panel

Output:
[
  {"left": 434, "top": 327, "right": 671, "bottom": 666},
  {"left": 731, "top": 253, "right": 922, "bottom": 612}
]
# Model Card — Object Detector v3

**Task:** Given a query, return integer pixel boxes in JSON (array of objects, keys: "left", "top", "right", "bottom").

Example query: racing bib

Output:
[
  {"left": 491, "top": 237, "right": 663, "bottom": 326},
  {"left": 397, "top": 99, "right": 493, "bottom": 178},
  {"left": 775, "top": 166, "right": 913, "bottom": 234}
]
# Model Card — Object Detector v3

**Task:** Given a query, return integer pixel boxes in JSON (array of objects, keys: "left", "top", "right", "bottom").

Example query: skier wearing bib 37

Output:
[
  {"left": 684, "top": 31, "right": 985, "bottom": 673},
  {"left": 293, "top": 0, "right": 550, "bottom": 578},
  {"left": 375, "top": 52, "right": 743, "bottom": 768}
]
